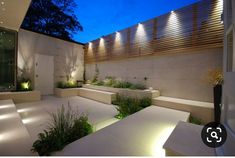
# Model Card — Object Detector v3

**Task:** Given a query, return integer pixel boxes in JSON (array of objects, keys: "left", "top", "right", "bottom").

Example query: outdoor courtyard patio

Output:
[{"left": 0, "top": 0, "right": 235, "bottom": 156}]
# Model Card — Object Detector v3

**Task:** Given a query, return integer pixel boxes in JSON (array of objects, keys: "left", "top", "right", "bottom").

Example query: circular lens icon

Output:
[{"left": 201, "top": 122, "right": 227, "bottom": 148}]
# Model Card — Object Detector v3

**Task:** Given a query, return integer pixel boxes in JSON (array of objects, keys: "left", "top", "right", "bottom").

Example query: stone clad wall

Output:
[
  {"left": 85, "top": 48, "right": 223, "bottom": 102},
  {"left": 18, "top": 29, "right": 84, "bottom": 87}
]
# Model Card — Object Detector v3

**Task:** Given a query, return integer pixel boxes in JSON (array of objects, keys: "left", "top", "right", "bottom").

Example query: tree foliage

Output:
[{"left": 21, "top": 0, "right": 83, "bottom": 41}]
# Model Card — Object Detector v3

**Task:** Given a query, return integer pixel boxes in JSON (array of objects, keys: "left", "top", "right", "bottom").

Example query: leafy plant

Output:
[
  {"left": 90, "top": 75, "right": 146, "bottom": 90},
  {"left": 57, "top": 80, "right": 79, "bottom": 89},
  {"left": 91, "top": 80, "right": 104, "bottom": 86},
  {"left": 129, "top": 83, "right": 146, "bottom": 90},
  {"left": 31, "top": 104, "right": 93, "bottom": 156},
  {"left": 206, "top": 69, "right": 223, "bottom": 86},
  {"left": 103, "top": 76, "right": 116, "bottom": 87},
  {"left": 17, "top": 78, "right": 33, "bottom": 91},
  {"left": 113, "top": 95, "right": 152, "bottom": 119},
  {"left": 189, "top": 116, "right": 202, "bottom": 125}
]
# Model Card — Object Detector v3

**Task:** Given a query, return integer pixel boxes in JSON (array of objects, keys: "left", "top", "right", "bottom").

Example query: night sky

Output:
[{"left": 73, "top": 0, "right": 200, "bottom": 43}]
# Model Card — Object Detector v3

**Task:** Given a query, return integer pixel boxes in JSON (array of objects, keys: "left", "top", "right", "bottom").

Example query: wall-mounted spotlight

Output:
[{"left": 221, "top": 12, "right": 224, "bottom": 24}]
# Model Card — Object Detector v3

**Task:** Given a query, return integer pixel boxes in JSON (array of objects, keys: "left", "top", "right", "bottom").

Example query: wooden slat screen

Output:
[{"left": 85, "top": 0, "right": 223, "bottom": 63}]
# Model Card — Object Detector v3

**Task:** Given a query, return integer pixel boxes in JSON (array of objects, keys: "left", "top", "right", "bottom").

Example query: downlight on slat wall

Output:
[{"left": 85, "top": 0, "right": 223, "bottom": 63}]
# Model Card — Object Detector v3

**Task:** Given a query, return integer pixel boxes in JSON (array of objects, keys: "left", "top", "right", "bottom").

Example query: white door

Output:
[{"left": 35, "top": 54, "right": 54, "bottom": 95}]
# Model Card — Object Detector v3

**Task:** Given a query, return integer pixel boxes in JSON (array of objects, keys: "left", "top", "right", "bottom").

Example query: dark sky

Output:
[{"left": 73, "top": 0, "right": 200, "bottom": 43}]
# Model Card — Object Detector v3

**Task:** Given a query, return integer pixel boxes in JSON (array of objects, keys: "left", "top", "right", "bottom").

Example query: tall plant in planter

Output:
[{"left": 206, "top": 69, "right": 223, "bottom": 123}]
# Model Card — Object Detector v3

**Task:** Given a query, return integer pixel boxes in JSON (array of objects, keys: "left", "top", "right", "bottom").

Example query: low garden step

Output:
[
  {"left": 163, "top": 121, "right": 215, "bottom": 156},
  {"left": 83, "top": 84, "right": 160, "bottom": 99},
  {"left": 0, "top": 100, "right": 36, "bottom": 155},
  {"left": 0, "top": 91, "right": 41, "bottom": 103},
  {"left": 152, "top": 96, "right": 214, "bottom": 124},
  {"left": 78, "top": 88, "right": 116, "bottom": 104}
]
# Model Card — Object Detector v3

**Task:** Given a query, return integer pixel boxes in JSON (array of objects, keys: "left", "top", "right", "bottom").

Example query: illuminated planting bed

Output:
[
  {"left": 83, "top": 84, "right": 160, "bottom": 99},
  {"left": 16, "top": 96, "right": 119, "bottom": 144},
  {"left": 55, "top": 106, "right": 190, "bottom": 156}
]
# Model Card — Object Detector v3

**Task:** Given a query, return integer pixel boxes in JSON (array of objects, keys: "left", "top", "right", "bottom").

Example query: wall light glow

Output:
[
  {"left": 0, "top": 130, "right": 23, "bottom": 143},
  {"left": 88, "top": 42, "right": 93, "bottom": 50},
  {"left": 0, "top": 113, "right": 16, "bottom": 121},
  {"left": 0, "top": 104, "right": 13, "bottom": 109},
  {"left": 98, "top": 37, "right": 105, "bottom": 51},
  {"left": 165, "top": 10, "right": 181, "bottom": 36},
  {"left": 151, "top": 126, "right": 175, "bottom": 156},
  {"left": 115, "top": 31, "right": 122, "bottom": 46},
  {"left": 22, "top": 117, "right": 40, "bottom": 124},
  {"left": 135, "top": 23, "right": 147, "bottom": 42}
]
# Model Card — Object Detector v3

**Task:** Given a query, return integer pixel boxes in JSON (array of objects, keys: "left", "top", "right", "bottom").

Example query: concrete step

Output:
[
  {"left": 163, "top": 121, "right": 215, "bottom": 156},
  {"left": 0, "top": 100, "right": 36, "bottom": 155},
  {"left": 152, "top": 96, "right": 214, "bottom": 124},
  {"left": 78, "top": 88, "right": 116, "bottom": 104}
]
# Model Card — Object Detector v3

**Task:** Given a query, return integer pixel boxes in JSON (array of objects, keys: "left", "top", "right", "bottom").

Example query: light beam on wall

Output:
[
  {"left": 114, "top": 31, "right": 122, "bottom": 47},
  {"left": 88, "top": 42, "right": 92, "bottom": 50},
  {"left": 135, "top": 23, "right": 147, "bottom": 43},
  {"left": 165, "top": 11, "right": 181, "bottom": 37}
]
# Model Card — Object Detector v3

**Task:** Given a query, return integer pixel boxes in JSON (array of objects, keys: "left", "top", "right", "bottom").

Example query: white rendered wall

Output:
[
  {"left": 17, "top": 29, "right": 84, "bottom": 88},
  {"left": 85, "top": 48, "right": 223, "bottom": 102}
]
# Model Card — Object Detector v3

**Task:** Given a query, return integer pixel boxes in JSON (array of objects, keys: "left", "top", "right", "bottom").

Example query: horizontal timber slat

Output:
[{"left": 85, "top": 0, "right": 223, "bottom": 63}]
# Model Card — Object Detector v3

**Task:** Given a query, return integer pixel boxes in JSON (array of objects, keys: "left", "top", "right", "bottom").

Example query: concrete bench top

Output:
[
  {"left": 163, "top": 121, "right": 216, "bottom": 156},
  {"left": 79, "top": 88, "right": 116, "bottom": 95},
  {"left": 154, "top": 96, "right": 213, "bottom": 108},
  {"left": 0, "top": 90, "right": 40, "bottom": 95},
  {"left": 55, "top": 106, "right": 190, "bottom": 156},
  {"left": 0, "top": 100, "right": 36, "bottom": 156}
]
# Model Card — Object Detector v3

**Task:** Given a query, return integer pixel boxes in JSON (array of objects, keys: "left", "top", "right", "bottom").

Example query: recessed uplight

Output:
[
  {"left": 0, "top": 21, "right": 3, "bottom": 24},
  {"left": 1, "top": 1, "right": 4, "bottom": 5}
]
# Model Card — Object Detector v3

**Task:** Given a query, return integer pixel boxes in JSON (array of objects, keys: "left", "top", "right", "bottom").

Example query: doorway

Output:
[{"left": 35, "top": 54, "right": 54, "bottom": 95}]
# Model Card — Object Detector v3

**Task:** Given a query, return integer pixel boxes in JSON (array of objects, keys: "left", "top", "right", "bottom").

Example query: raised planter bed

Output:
[
  {"left": 0, "top": 90, "right": 41, "bottom": 103},
  {"left": 83, "top": 84, "right": 160, "bottom": 99},
  {"left": 54, "top": 88, "right": 80, "bottom": 98},
  {"left": 78, "top": 88, "right": 116, "bottom": 104}
]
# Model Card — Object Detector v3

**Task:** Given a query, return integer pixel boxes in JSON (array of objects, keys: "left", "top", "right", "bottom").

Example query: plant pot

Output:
[{"left": 213, "top": 84, "right": 222, "bottom": 123}]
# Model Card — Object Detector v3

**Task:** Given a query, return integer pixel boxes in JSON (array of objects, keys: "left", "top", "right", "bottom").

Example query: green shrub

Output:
[
  {"left": 103, "top": 76, "right": 116, "bottom": 87},
  {"left": 57, "top": 81, "right": 79, "bottom": 89},
  {"left": 189, "top": 116, "right": 202, "bottom": 125},
  {"left": 17, "top": 78, "right": 33, "bottom": 91},
  {"left": 114, "top": 95, "right": 152, "bottom": 119},
  {"left": 90, "top": 76, "right": 147, "bottom": 90},
  {"left": 129, "top": 83, "right": 146, "bottom": 90},
  {"left": 31, "top": 104, "right": 93, "bottom": 156},
  {"left": 92, "top": 80, "right": 104, "bottom": 86}
]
